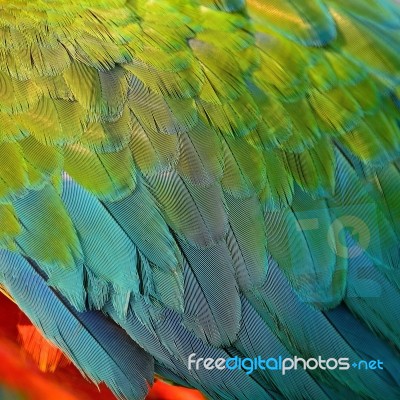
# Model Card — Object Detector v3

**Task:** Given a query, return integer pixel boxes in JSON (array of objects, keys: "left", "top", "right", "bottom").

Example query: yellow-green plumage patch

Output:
[
  {"left": 2, "top": 3, "right": 400, "bottom": 399},
  {"left": 0, "top": 0, "right": 399, "bottom": 313}
]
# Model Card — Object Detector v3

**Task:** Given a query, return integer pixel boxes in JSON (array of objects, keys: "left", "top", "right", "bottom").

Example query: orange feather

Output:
[{"left": 0, "top": 292, "right": 204, "bottom": 400}]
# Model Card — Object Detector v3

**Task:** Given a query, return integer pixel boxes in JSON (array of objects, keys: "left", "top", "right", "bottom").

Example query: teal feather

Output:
[
  {"left": 108, "top": 302, "right": 271, "bottom": 400},
  {"left": 246, "top": 256, "right": 400, "bottom": 400},
  {"left": 2, "top": 2, "right": 400, "bottom": 399},
  {"left": 265, "top": 189, "right": 347, "bottom": 308},
  {"left": 145, "top": 170, "right": 228, "bottom": 247},
  {"left": 0, "top": 250, "right": 154, "bottom": 400},
  {"left": 177, "top": 238, "right": 241, "bottom": 346},
  {"left": 103, "top": 177, "right": 181, "bottom": 272},
  {"left": 344, "top": 233, "right": 400, "bottom": 351},
  {"left": 13, "top": 185, "right": 86, "bottom": 310},
  {"left": 225, "top": 194, "right": 268, "bottom": 291},
  {"left": 103, "top": 177, "right": 184, "bottom": 313},
  {"left": 373, "top": 164, "right": 400, "bottom": 239},
  {"left": 62, "top": 176, "right": 140, "bottom": 317},
  {"left": 325, "top": 304, "right": 400, "bottom": 387},
  {"left": 329, "top": 148, "right": 399, "bottom": 269},
  {"left": 234, "top": 295, "right": 330, "bottom": 400},
  {"left": 183, "top": 257, "right": 228, "bottom": 345}
]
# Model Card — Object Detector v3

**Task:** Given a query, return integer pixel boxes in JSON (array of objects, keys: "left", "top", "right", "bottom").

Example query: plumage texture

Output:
[
  {"left": 0, "top": 0, "right": 400, "bottom": 399},
  {"left": 0, "top": 292, "right": 198, "bottom": 400}
]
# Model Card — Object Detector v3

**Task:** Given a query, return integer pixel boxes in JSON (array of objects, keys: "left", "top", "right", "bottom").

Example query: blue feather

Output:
[
  {"left": 178, "top": 237, "right": 241, "bottom": 346},
  {"left": 246, "top": 255, "right": 400, "bottom": 399},
  {"left": 344, "top": 232, "right": 400, "bottom": 351},
  {"left": 0, "top": 250, "right": 153, "bottom": 400},
  {"left": 108, "top": 301, "right": 271, "bottom": 400},
  {"left": 62, "top": 176, "right": 140, "bottom": 317},
  {"left": 325, "top": 304, "right": 400, "bottom": 387},
  {"left": 234, "top": 294, "right": 330, "bottom": 399}
]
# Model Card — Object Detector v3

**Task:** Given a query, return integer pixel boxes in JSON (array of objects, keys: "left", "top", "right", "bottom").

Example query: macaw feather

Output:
[
  {"left": 0, "top": 1, "right": 400, "bottom": 399},
  {"left": 197, "top": 92, "right": 260, "bottom": 137},
  {"left": 0, "top": 141, "right": 29, "bottom": 201},
  {"left": 102, "top": 176, "right": 184, "bottom": 314},
  {"left": 248, "top": 0, "right": 336, "bottom": 46},
  {"left": 264, "top": 190, "right": 347, "bottom": 308},
  {"left": 338, "top": 112, "right": 400, "bottom": 164},
  {"left": 225, "top": 194, "right": 268, "bottom": 291},
  {"left": 145, "top": 170, "right": 228, "bottom": 247},
  {"left": 0, "top": 112, "right": 25, "bottom": 143},
  {"left": 344, "top": 233, "right": 400, "bottom": 351},
  {"left": 64, "top": 144, "right": 137, "bottom": 202},
  {"left": 253, "top": 33, "right": 310, "bottom": 102},
  {"left": 262, "top": 150, "right": 294, "bottom": 208},
  {"left": 178, "top": 238, "right": 241, "bottom": 346},
  {"left": 234, "top": 295, "right": 330, "bottom": 400},
  {"left": 20, "top": 135, "right": 62, "bottom": 189},
  {"left": 190, "top": 38, "right": 247, "bottom": 102},
  {"left": 221, "top": 135, "right": 266, "bottom": 196},
  {"left": 127, "top": 75, "right": 198, "bottom": 135},
  {"left": 373, "top": 164, "right": 400, "bottom": 239},
  {"left": 283, "top": 138, "right": 336, "bottom": 195},
  {"left": 281, "top": 99, "right": 320, "bottom": 151},
  {"left": 176, "top": 120, "right": 223, "bottom": 186},
  {"left": 61, "top": 177, "right": 141, "bottom": 317},
  {"left": 123, "top": 56, "right": 203, "bottom": 100},
  {"left": 309, "top": 86, "right": 362, "bottom": 135},
  {"left": 0, "top": 250, "right": 154, "bottom": 400},
  {"left": 329, "top": 3, "right": 400, "bottom": 80},
  {"left": 16, "top": 97, "right": 86, "bottom": 146},
  {"left": 0, "top": 71, "right": 41, "bottom": 113},
  {"left": 0, "top": 204, "right": 20, "bottom": 250},
  {"left": 346, "top": 77, "right": 381, "bottom": 115},
  {"left": 79, "top": 105, "right": 133, "bottom": 153},
  {"left": 245, "top": 94, "right": 292, "bottom": 151},
  {"left": 17, "top": 322, "right": 70, "bottom": 373},
  {"left": 330, "top": 149, "right": 399, "bottom": 269},
  {"left": 247, "top": 257, "right": 400, "bottom": 399}
]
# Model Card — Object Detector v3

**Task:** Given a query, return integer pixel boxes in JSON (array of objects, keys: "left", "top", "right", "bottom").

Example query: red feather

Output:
[{"left": 0, "top": 293, "right": 204, "bottom": 400}]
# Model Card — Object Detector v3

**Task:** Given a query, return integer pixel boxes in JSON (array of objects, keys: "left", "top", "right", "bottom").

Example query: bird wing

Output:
[{"left": 1, "top": 1, "right": 400, "bottom": 399}]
